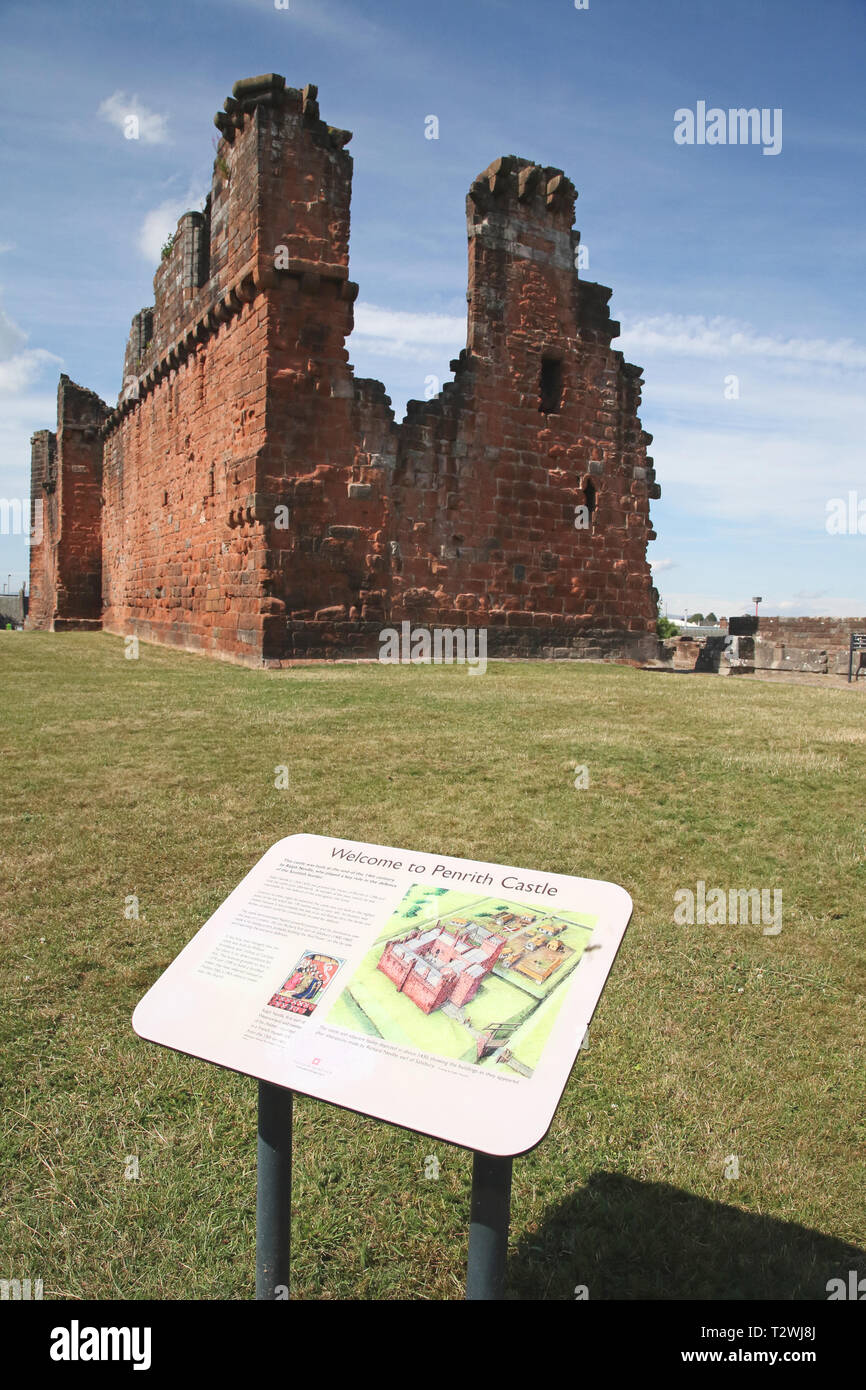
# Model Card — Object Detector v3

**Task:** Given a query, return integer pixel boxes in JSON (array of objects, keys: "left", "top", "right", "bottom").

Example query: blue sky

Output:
[{"left": 1, "top": 0, "right": 863, "bottom": 617}]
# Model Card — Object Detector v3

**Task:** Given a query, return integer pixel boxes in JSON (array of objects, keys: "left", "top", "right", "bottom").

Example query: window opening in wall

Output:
[{"left": 539, "top": 356, "right": 563, "bottom": 414}]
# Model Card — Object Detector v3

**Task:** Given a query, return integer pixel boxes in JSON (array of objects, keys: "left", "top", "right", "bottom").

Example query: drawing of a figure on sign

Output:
[{"left": 269, "top": 953, "right": 343, "bottom": 1017}]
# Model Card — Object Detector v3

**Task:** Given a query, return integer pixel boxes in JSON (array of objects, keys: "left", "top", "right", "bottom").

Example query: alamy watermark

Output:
[
  {"left": 0, "top": 498, "right": 42, "bottom": 544},
  {"left": 826, "top": 492, "right": 866, "bottom": 535},
  {"left": 827, "top": 1271, "right": 865, "bottom": 1300},
  {"left": 379, "top": 621, "right": 487, "bottom": 675},
  {"left": 50, "top": 1322, "right": 152, "bottom": 1371},
  {"left": 674, "top": 881, "right": 782, "bottom": 935},
  {"left": 1, "top": 1277, "right": 43, "bottom": 1300},
  {"left": 674, "top": 103, "right": 782, "bottom": 156}
]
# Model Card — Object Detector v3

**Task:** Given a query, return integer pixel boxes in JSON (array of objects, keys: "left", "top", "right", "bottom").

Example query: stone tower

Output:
[{"left": 27, "top": 375, "right": 109, "bottom": 630}]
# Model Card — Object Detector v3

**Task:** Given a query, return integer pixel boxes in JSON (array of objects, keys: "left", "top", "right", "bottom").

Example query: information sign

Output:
[{"left": 134, "top": 834, "right": 632, "bottom": 1156}]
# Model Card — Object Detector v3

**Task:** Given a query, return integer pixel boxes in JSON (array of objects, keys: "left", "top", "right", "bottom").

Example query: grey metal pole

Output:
[
  {"left": 466, "top": 1150, "right": 513, "bottom": 1299},
  {"left": 256, "top": 1081, "right": 293, "bottom": 1300}
]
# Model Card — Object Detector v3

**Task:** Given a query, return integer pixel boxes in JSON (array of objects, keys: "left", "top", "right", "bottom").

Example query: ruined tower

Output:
[
  {"left": 27, "top": 375, "right": 108, "bottom": 630},
  {"left": 389, "top": 155, "right": 660, "bottom": 643},
  {"left": 28, "top": 75, "right": 660, "bottom": 664}
]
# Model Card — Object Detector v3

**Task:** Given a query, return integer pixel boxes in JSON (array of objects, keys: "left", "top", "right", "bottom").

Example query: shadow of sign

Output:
[{"left": 508, "top": 1172, "right": 865, "bottom": 1300}]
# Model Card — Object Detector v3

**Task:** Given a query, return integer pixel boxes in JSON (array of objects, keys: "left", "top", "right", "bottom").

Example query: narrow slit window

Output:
[
  {"left": 539, "top": 356, "right": 563, "bottom": 414},
  {"left": 584, "top": 479, "right": 596, "bottom": 526}
]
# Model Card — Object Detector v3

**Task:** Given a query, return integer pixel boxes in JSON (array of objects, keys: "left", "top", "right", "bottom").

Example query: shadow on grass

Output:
[{"left": 508, "top": 1173, "right": 865, "bottom": 1300}]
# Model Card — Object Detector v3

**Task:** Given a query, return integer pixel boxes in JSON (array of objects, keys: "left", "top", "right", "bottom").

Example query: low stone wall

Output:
[
  {"left": 656, "top": 634, "right": 726, "bottom": 672},
  {"left": 728, "top": 616, "right": 866, "bottom": 676},
  {"left": 0, "top": 590, "right": 27, "bottom": 627},
  {"left": 729, "top": 616, "right": 865, "bottom": 645},
  {"left": 654, "top": 617, "right": 866, "bottom": 679}
]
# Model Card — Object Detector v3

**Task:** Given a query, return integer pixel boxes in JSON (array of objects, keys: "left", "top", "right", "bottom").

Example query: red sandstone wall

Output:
[
  {"left": 252, "top": 82, "right": 395, "bottom": 658},
  {"left": 27, "top": 378, "right": 107, "bottom": 630},
  {"left": 27, "top": 429, "right": 57, "bottom": 629},
  {"left": 752, "top": 616, "right": 866, "bottom": 646},
  {"left": 751, "top": 616, "right": 866, "bottom": 676},
  {"left": 53, "top": 377, "right": 108, "bottom": 625},
  {"left": 390, "top": 158, "right": 658, "bottom": 658},
  {"left": 102, "top": 304, "right": 270, "bottom": 659},
  {"left": 102, "top": 78, "right": 353, "bottom": 661}
]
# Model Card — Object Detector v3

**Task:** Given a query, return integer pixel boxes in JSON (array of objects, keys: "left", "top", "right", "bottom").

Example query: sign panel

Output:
[{"left": 133, "top": 835, "right": 632, "bottom": 1156}]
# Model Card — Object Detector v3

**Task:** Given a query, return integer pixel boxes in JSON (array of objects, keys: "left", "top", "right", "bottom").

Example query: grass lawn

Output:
[{"left": 1, "top": 631, "right": 864, "bottom": 1300}]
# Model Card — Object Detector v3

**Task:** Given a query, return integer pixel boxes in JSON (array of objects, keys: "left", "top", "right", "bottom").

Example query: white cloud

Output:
[
  {"left": 98, "top": 91, "right": 170, "bottom": 146},
  {"left": 0, "top": 348, "right": 62, "bottom": 396},
  {"left": 0, "top": 302, "right": 63, "bottom": 587},
  {"left": 0, "top": 307, "right": 61, "bottom": 396},
  {"left": 0, "top": 242, "right": 15, "bottom": 254},
  {"left": 137, "top": 190, "right": 206, "bottom": 263},
  {"left": 618, "top": 315, "right": 866, "bottom": 371},
  {"left": 658, "top": 595, "right": 742, "bottom": 618},
  {"left": 650, "top": 557, "right": 676, "bottom": 573},
  {"left": 657, "top": 591, "right": 866, "bottom": 620},
  {"left": 352, "top": 303, "right": 465, "bottom": 362},
  {"left": 615, "top": 311, "right": 866, "bottom": 537},
  {"left": 0, "top": 308, "right": 26, "bottom": 359}
]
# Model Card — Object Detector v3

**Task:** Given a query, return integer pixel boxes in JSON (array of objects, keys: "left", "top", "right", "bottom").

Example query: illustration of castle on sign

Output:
[
  {"left": 329, "top": 886, "right": 592, "bottom": 1078},
  {"left": 378, "top": 920, "right": 507, "bottom": 1014},
  {"left": 378, "top": 913, "right": 575, "bottom": 1015}
]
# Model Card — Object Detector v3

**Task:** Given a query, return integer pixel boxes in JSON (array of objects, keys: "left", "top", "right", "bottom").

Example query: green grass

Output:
[{"left": 1, "top": 631, "right": 864, "bottom": 1300}]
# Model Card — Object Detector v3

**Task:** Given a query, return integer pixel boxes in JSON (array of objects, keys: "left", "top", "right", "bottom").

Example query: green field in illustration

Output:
[{"left": 326, "top": 884, "right": 596, "bottom": 1076}]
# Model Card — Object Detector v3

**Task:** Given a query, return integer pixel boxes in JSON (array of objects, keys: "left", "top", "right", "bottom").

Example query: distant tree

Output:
[
  {"left": 656, "top": 596, "right": 679, "bottom": 639},
  {"left": 687, "top": 612, "right": 705, "bottom": 624},
  {"left": 705, "top": 611, "right": 718, "bottom": 624}
]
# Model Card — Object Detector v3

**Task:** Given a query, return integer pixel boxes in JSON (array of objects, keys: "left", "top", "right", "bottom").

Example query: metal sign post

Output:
[
  {"left": 254, "top": 1092, "right": 515, "bottom": 1300},
  {"left": 466, "top": 1151, "right": 514, "bottom": 1299},
  {"left": 256, "top": 1081, "right": 293, "bottom": 1300}
]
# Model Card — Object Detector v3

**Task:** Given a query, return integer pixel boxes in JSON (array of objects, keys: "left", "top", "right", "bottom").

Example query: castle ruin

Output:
[{"left": 28, "top": 73, "right": 661, "bottom": 665}]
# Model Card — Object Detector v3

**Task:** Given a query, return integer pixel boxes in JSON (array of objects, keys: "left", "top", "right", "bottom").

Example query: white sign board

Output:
[{"left": 133, "top": 835, "right": 632, "bottom": 1155}]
